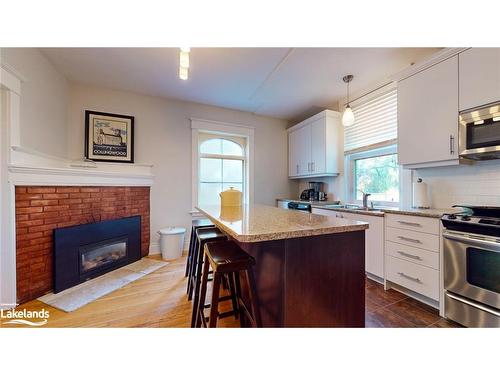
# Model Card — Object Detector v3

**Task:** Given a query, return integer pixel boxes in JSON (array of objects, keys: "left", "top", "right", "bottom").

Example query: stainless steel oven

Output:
[
  {"left": 443, "top": 230, "right": 500, "bottom": 327},
  {"left": 459, "top": 102, "right": 500, "bottom": 160}
]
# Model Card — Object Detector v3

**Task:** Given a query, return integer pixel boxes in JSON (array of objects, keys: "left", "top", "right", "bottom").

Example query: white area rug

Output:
[{"left": 38, "top": 258, "right": 168, "bottom": 312}]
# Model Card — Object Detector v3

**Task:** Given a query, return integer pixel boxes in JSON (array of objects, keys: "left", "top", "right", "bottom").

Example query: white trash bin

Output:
[{"left": 158, "top": 227, "right": 186, "bottom": 260}]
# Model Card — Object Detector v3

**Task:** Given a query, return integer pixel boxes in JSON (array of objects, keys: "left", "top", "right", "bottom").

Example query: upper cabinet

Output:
[
  {"left": 398, "top": 56, "right": 459, "bottom": 168},
  {"left": 459, "top": 48, "right": 500, "bottom": 111},
  {"left": 287, "top": 110, "right": 342, "bottom": 178}
]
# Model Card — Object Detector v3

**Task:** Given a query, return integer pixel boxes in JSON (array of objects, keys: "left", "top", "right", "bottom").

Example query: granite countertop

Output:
[
  {"left": 276, "top": 198, "right": 462, "bottom": 218},
  {"left": 196, "top": 204, "right": 369, "bottom": 243}
]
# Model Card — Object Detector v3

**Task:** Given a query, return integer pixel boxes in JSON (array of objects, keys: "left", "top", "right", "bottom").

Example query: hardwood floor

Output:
[
  {"left": 364, "top": 278, "right": 461, "bottom": 328},
  {"left": 2, "top": 255, "right": 461, "bottom": 328}
]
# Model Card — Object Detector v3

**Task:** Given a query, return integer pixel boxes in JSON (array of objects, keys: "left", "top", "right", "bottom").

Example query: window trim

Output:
[
  {"left": 191, "top": 118, "right": 255, "bottom": 215},
  {"left": 344, "top": 144, "right": 401, "bottom": 207}
]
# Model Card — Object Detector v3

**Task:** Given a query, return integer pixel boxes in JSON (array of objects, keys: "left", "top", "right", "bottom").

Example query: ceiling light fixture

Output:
[
  {"left": 179, "top": 47, "right": 190, "bottom": 80},
  {"left": 342, "top": 75, "right": 355, "bottom": 127}
]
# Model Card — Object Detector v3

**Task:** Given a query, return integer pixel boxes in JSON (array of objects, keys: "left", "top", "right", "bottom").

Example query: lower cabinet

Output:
[
  {"left": 312, "top": 208, "right": 384, "bottom": 279},
  {"left": 384, "top": 214, "right": 441, "bottom": 302},
  {"left": 385, "top": 254, "right": 439, "bottom": 300}
]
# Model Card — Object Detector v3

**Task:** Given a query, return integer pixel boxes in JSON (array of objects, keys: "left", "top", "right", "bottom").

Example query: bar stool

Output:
[
  {"left": 188, "top": 227, "right": 228, "bottom": 327},
  {"left": 195, "top": 241, "right": 262, "bottom": 328},
  {"left": 185, "top": 219, "right": 215, "bottom": 277}
]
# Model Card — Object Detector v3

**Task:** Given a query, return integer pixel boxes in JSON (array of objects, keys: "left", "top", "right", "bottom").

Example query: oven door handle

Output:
[
  {"left": 443, "top": 231, "right": 500, "bottom": 252},
  {"left": 446, "top": 293, "right": 500, "bottom": 318}
]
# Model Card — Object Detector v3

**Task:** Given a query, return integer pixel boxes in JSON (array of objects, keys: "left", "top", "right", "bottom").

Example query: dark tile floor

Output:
[{"left": 364, "top": 278, "right": 462, "bottom": 328}]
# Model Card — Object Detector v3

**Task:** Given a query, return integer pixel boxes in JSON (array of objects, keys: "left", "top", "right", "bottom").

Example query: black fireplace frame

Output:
[{"left": 53, "top": 215, "right": 142, "bottom": 293}]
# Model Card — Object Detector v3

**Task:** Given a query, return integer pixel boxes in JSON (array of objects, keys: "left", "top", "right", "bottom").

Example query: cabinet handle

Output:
[
  {"left": 397, "top": 251, "right": 422, "bottom": 261},
  {"left": 397, "top": 236, "right": 422, "bottom": 244},
  {"left": 296, "top": 164, "right": 299, "bottom": 174},
  {"left": 450, "top": 134, "right": 455, "bottom": 155},
  {"left": 398, "top": 272, "right": 421, "bottom": 283},
  {"left": 311, "top": 162, "right": 315, "bottom": 171},
  {"left": 397, "top": 220, "right": 421, "bottom": 227}
]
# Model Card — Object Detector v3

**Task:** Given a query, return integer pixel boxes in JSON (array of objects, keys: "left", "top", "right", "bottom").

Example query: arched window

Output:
[{"left": 198, "top": 134, "right": 246, "bottom": 205}]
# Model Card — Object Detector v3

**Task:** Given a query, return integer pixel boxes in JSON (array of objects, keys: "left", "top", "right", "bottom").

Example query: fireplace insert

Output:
[{"left": 53, "top": 216, "right": 141, "bottom": 293}]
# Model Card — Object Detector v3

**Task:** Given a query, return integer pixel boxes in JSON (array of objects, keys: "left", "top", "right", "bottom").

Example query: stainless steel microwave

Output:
[{"left": 459, "top": 102, "right": 500, "bottom": 160}]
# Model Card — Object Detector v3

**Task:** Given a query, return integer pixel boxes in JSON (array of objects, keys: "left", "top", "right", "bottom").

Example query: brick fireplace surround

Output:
[{"left": 15, "top": 186, "right": 150, "bottom": 304}]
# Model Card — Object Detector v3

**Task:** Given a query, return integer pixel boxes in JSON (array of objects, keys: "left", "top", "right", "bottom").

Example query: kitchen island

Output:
[{"left": 195, "top": 204, "right": 369, "bottom": 327}]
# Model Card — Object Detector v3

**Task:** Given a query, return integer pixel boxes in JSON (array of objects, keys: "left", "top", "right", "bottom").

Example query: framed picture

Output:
[{"left": 85, "top": 110, "right": 134, "bottom": 163}]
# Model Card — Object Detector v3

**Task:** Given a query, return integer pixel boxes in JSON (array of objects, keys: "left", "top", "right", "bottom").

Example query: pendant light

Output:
[{"left": 342, "top": 75, "right": 355, "bottom": 127}]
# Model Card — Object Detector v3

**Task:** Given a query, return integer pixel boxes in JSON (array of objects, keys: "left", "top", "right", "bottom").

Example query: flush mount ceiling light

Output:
[
  {"left": 342, "top": 74, "right": 355, "bottom": 127},
  {"left": 179, "top": 47, "right": 190, "bottom": 80}
]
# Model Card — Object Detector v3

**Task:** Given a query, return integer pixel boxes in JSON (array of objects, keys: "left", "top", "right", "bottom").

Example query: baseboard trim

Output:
[
  {"left": 149, "top": 243, "right": 160, "bottom": 255},
  {"left": 148, "top": 242, "right": 189, "bottom": 256}
]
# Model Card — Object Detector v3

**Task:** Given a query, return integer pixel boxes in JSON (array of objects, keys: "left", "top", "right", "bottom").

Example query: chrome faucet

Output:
[{"left": 360, "top": 190, "right": 372, "bottom": 209}]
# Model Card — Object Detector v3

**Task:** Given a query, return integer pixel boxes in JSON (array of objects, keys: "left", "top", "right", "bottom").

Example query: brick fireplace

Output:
[{"left": 15, "top": 186, "right": 150, "bottom": 304}]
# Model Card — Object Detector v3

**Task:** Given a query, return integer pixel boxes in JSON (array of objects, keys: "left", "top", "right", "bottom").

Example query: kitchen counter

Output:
[
  {"left": 196, "top": 204, "right": 368, "bottom": 243},
  {"left": 276, "top": 198, "right": 462, "bottom": 218},
  {"left": 196, "top": 203, "right": 367, "bottom": 327}
]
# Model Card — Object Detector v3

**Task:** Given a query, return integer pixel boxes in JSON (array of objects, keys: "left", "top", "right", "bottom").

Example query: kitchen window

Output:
[
  {"left": 198, "top": 134, "right": 246, "bottom": 205},
  {"left": 350, "top": 146, "right": 399, "bottom": 204},
  {"left": 344, "top": 87, "right": 401, "bottom": 206}
]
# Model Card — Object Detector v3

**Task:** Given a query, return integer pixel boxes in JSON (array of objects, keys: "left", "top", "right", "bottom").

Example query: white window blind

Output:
[{"left": 344, "top": 89, "right": 397, "bottom": 153}]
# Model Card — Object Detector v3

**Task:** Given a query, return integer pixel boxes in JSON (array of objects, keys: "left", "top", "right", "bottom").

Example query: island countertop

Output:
[{"left": 195, "top": 204, "right": 368, "bottom": 243}]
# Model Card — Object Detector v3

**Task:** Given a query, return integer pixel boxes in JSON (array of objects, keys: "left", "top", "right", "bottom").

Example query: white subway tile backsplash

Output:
[{"left": 415, "top": 159, "right": 500, "bottom": 208}]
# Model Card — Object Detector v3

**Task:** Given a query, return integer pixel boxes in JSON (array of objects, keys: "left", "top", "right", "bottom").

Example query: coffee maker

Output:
[{"left": 300, "top": 181, "right": 327, "bottom": 201}]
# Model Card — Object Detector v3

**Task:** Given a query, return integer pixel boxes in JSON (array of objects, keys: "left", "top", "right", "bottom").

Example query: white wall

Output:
[
  {"left": 414, "top": 160, "right": 500, "bottom": 208},
  {"left": 0, "top": 48, "right": 69, "bottom": 158},
  {"left": 67, "top": 83, "right": 294, "bottom": 250}
]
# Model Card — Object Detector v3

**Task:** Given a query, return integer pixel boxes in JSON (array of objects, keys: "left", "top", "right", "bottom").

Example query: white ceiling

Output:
[{"left": 41, "top": 47, "right": 440, "bottom": 121}]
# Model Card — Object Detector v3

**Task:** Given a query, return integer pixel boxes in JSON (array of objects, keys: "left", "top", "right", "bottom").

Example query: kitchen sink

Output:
[{"left": 321, "top": 204, "right": 384, "bottom": 212}]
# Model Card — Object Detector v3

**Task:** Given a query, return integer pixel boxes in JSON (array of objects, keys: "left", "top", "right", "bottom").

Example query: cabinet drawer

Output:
[
  {"left": 386, "top": 214, "right": 439, "bottom": 234},
  {"left": 385, "top": 241, "right": 439, "bottom": 270},
  {"left": 386, "top": 255, "right": 439, "bottom": 300},
  {"left": 386, "top": 227, "right": 439, "bottom": 252}
]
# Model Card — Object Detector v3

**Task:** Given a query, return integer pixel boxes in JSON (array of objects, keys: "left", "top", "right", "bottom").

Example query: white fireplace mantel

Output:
[{"left": 9, "top": 145, "right": 154, "bottom": 187}]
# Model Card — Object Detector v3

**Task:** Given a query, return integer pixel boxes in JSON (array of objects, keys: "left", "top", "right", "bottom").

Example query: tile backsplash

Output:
[{"left": 414, "top": 159, "right": 500, "bottom": 208}]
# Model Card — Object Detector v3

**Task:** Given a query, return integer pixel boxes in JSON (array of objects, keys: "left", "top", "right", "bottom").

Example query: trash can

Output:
[{"left": 158, "top": 227, "right": 186, "bottom": 260}]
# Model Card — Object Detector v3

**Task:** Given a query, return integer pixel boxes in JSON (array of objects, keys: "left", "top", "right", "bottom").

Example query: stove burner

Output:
[{"left": 442, "top": 205, "right": 500, "bottom": 237}]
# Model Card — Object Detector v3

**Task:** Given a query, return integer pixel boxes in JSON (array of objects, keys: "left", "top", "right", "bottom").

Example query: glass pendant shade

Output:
[{"left": 342, "top": 104, "right": 355, "bottom": 127}]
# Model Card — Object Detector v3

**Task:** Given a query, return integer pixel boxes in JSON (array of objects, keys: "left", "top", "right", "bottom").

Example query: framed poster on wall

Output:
[{"left": 85, "top": 110, "right": 134, "bottom": 163}]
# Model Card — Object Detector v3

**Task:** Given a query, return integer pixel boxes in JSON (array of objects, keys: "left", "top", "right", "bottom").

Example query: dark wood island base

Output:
[
  {"left": 237, "top": 231, "right": 365, "bottom": 327},
  {"left": 196, "top": 204, "right": 368, "bottom": 328}
]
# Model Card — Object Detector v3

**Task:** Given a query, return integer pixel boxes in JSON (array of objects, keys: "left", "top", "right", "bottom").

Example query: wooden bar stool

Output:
[
  {"left": 185, "top": 219, "right": 214, "bottom": 278},
  {"left": 188, "top": 227, "right": 228, "bottom": 327},
  {"left": 195, "top": 241, "right": 262, "bottom": 328}
]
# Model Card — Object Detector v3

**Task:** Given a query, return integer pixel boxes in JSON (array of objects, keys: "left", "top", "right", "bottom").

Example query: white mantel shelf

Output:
[
  {"left": 8, "top": 146, "right": 154, "bottom": 186},
  {"left": 9, "top": 164, "right": 154, "bottom": 186}
]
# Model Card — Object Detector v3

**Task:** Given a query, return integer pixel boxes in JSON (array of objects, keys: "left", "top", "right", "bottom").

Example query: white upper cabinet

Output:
[
  {"left": 459, "top": 48, "right": 500, "bottom": 111},
  {"left": 296, "top": 124, "right": 311, "bottom": 176},
  {"left": 287, "top": 110, "right": 341, "bottom": 178},
  {"left": 398, "top": 56, "right": 459, "bottom": 168},
  {"left": 288, "top": 128, "right": 300, "bottom": 177}
]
